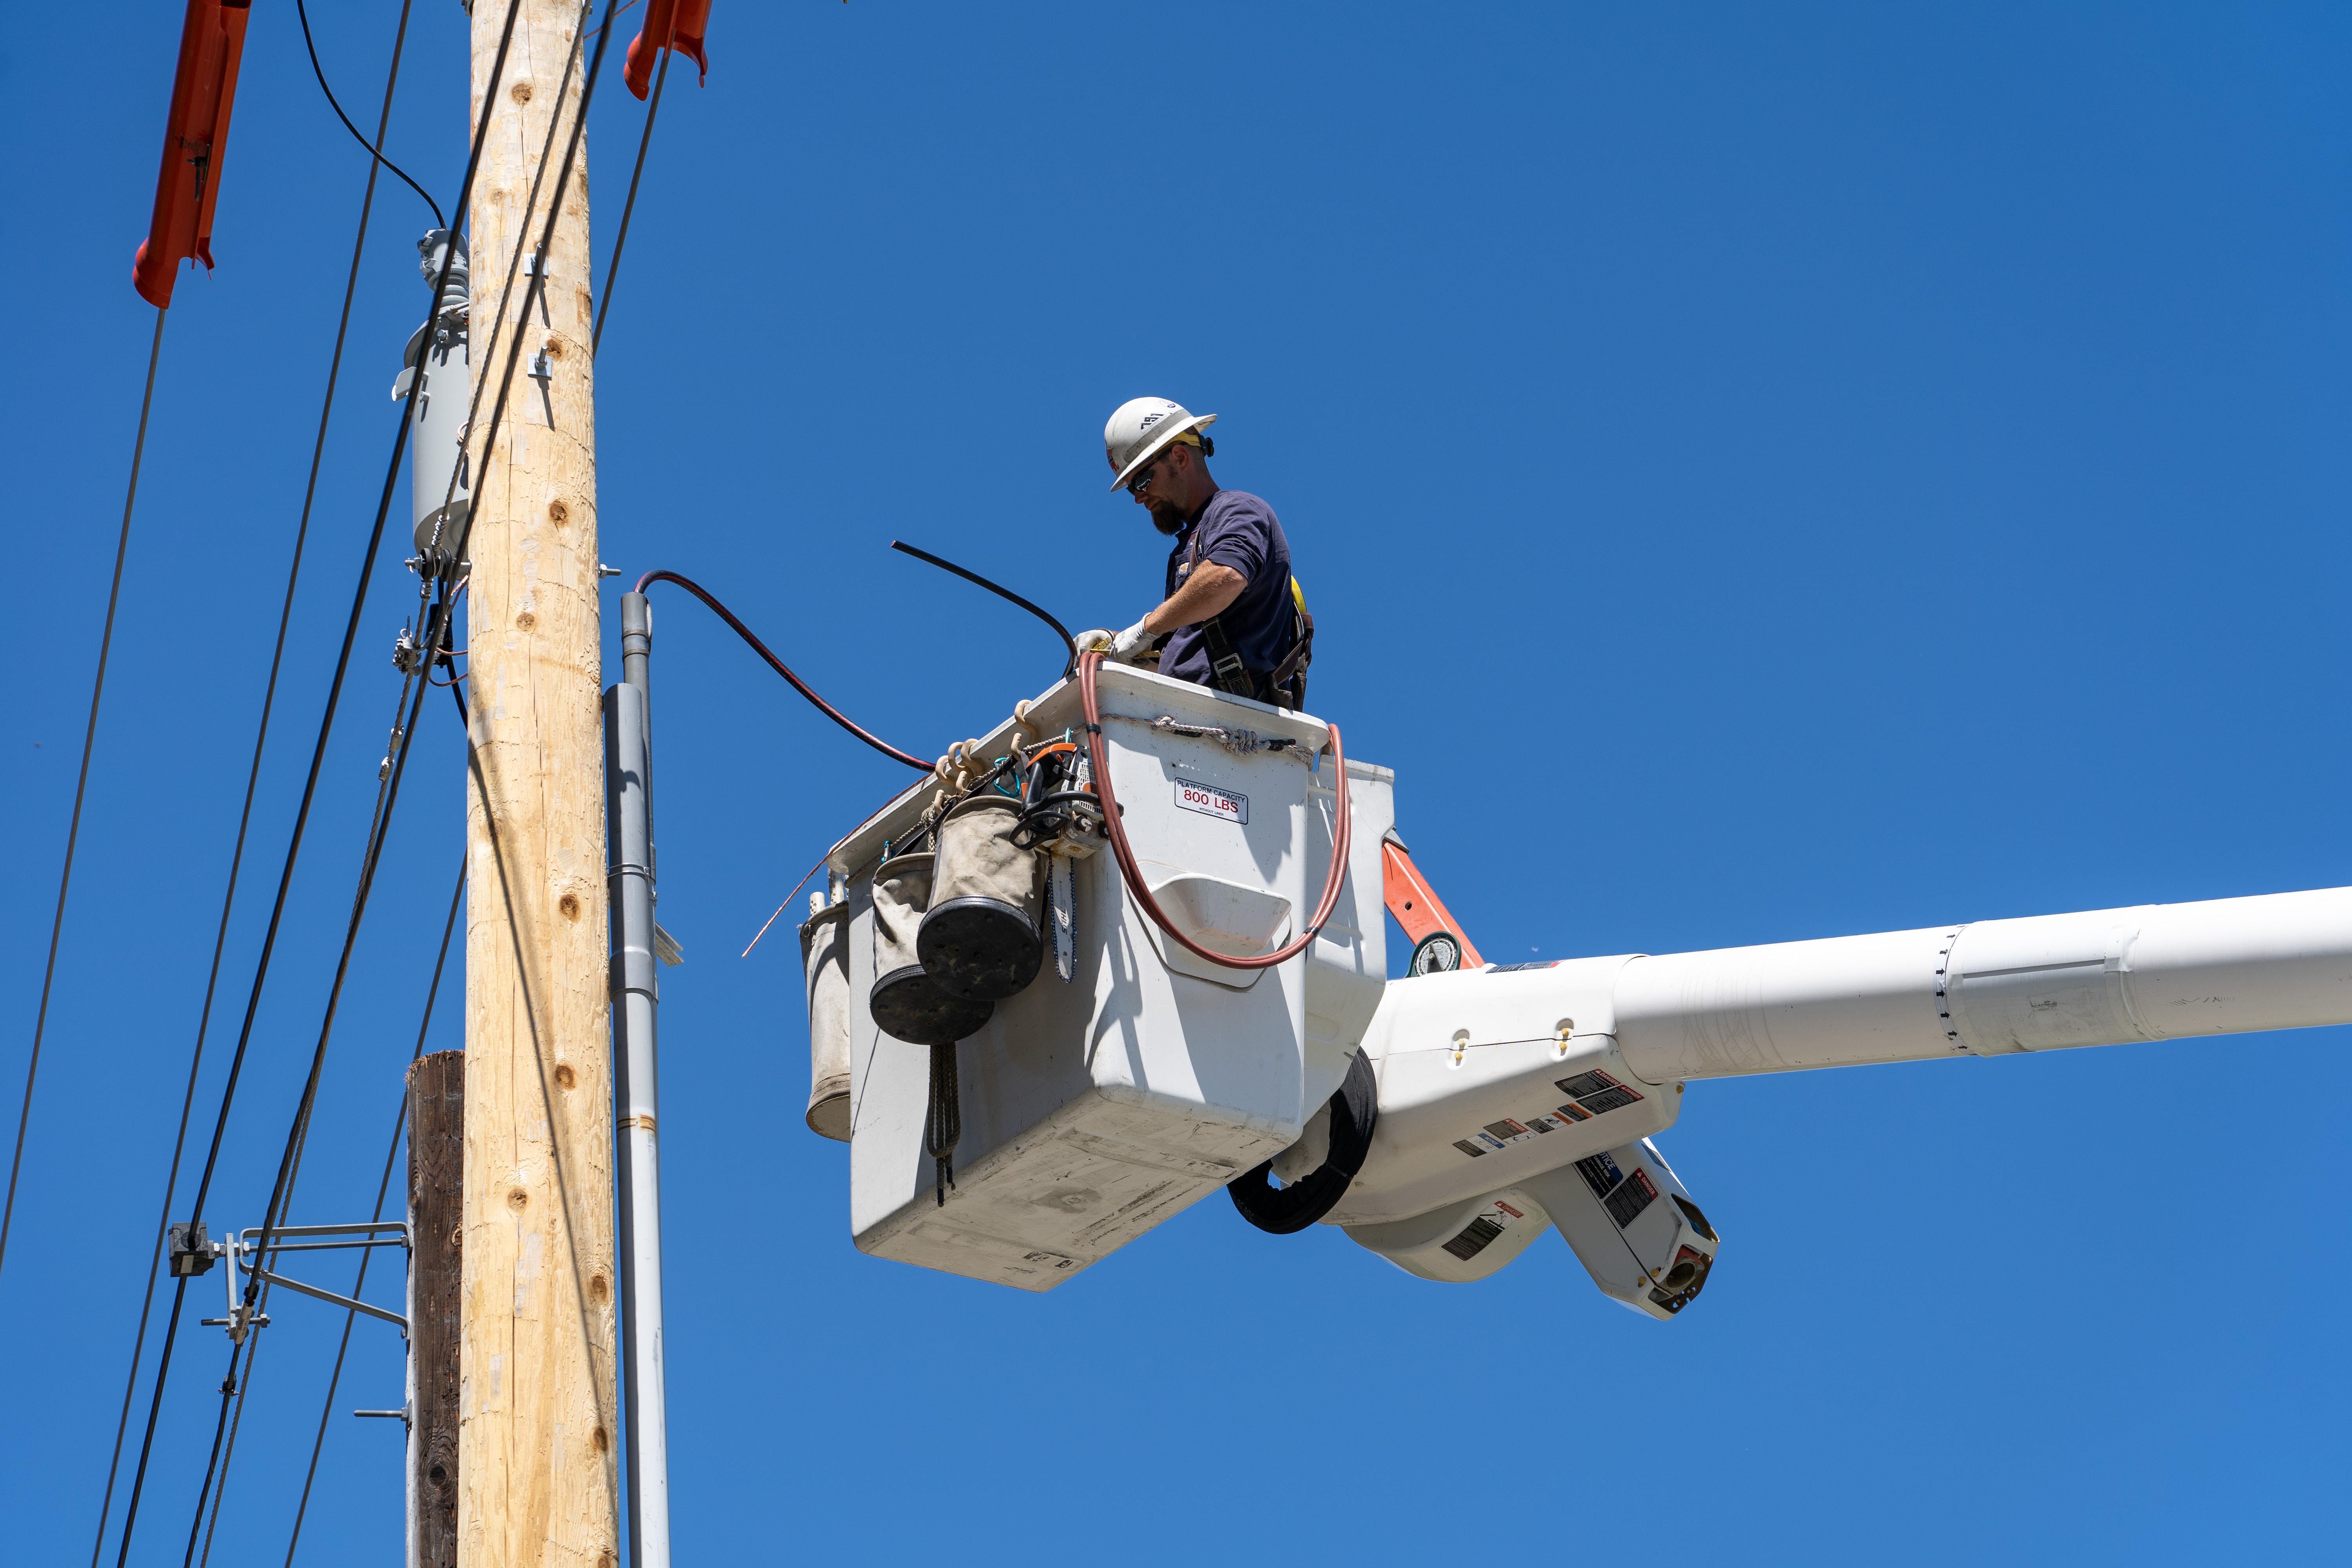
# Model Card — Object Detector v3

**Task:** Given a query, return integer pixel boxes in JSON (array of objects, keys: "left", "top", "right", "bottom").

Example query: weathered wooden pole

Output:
[
  {"left": 408, "top": 1051, "right": 465, "bottom": 1568},
  {"left": 459, "top": 1, "right": 618, "bottom": 1564}
]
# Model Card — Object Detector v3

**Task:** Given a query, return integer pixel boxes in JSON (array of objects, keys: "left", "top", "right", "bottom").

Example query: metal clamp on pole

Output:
[{"left": 604, "top": 586, "right": 672, "bottom": 1568}]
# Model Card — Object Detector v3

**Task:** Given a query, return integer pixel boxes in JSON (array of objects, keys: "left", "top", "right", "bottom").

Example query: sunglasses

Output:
[{"left": 1124, "top": 457, "right": 1165, "bottom": 496}]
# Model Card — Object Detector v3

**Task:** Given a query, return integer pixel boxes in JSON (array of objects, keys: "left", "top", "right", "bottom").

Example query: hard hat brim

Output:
[{"left": 1108, "top": 412, "right": 1218, "bottom": 491}]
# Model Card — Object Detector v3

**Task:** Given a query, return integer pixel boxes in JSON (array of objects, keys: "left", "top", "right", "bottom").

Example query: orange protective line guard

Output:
[
  {"left": 1078, "top": 649, "right": 1352, "bottom": 971},
  {"left": 625, "top": 0, "right": 711, "bottom": 100},
  {"left": 133, "top": 0, "right": 252, "bottom": 309}
]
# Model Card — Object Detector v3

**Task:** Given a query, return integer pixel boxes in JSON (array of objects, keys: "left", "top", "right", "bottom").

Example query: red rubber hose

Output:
[{"left": 1078, "top": 650, "right": 1352, "bottom": 971}]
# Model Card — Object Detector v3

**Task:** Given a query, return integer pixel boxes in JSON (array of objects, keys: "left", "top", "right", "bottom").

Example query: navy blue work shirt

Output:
[{"left": 1159, "top": 489, "right": 1295, "bottom": 690}]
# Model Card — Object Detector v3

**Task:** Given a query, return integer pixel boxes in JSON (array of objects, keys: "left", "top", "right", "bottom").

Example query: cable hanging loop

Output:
[
  {"left": 634, "top": 570, "right": 932, "bottom": 771},
  {"left": 1077, "top": 650, "right": 1354, "bottom": 971}
]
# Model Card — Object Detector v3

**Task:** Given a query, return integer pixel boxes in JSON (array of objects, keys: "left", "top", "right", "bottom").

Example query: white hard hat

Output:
[{"left": 1104, "top": 397, "right": 1218, "bottom": 491}]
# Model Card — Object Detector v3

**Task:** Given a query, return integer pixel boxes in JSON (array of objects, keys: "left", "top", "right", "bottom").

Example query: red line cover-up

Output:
[
  {"left": 132, "top": 0, "right": 252, "bottom": 309},
  {"left": 625, "top": 0, "right": 712, "bottom": 101}
]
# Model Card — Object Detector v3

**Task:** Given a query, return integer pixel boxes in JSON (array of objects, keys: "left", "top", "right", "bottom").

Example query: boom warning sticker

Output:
[
  {"left": 1173, "top": 780, "right": 1248, "bottom": 825},
  {"left": 1450, "top": 1108, "right": 1584, "bottom": 1158},
  {"left": 1441, "top": 1199, "right": 1527, "bottom": 1263},
  {"left": 1555, "top": 1069, "right": 1645, "bottom": 1118},
  {"left": 1577, "top": 1152, "right": 1660, "bottom": 1229},
  {"left": 1604, "top": 1169, "right": 1659, "bottom": 1228}
]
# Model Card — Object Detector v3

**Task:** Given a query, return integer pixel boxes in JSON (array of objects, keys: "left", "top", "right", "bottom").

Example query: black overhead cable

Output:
[
  {"left": 180, "top": 575, "right": 446, "bottom": 1567},
  {"left": 181, "top": 0, "right": 626, "bottom": 1547},
  {"left": 637, "top": 569, "right": 936, "bottom": 770},
  {"left": 85, "top": 5, "right": 428, "bottom": 1558},
  {"left": 295, "top": 0, "right": 443, "bottom": 229},
  {"left": 193, "top": 577, "right": 465, "bottom": 1563},
  {"left": 105, "top": 0, "right": 528, "bottom": 1559},
  {"left": 593, "top": 27, "right": 673, "bottom": 353},
  {"left": 0, "top": 307, "right": 165, "bottom": 1290},
  {"left": 279, "top": 855, "right": 464, "bottom": 1568}
]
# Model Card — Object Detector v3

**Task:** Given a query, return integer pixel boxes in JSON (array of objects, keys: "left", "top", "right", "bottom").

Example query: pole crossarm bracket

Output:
[{"left": 191, "top": 1219, "right": 414, "bottom": 1343}]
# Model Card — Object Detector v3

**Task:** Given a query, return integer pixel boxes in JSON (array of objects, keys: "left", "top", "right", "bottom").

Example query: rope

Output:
[
  {"left": 1076, "top": 650, "right": 1354, "bottom": 971},
  {"left": 636, "top": 570, "right": 933, "bottom": 771},
  {"left": 0, "top": 307, "right": 164, "bottom": 1289}
]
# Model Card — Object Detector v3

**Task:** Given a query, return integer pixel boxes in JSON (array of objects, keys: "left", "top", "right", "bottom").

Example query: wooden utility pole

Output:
[
  {"left": 408, "top": 1051, "right": 465, "bottom": 1568},
  {"left": 460, "top": 2, "right": 617, "bottom": 1564}
]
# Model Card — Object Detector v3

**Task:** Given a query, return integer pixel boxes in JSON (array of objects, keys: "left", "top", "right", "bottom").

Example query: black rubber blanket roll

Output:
[{"left": 1228, "top": 1049, "right": 1379, "bottom": 1235}]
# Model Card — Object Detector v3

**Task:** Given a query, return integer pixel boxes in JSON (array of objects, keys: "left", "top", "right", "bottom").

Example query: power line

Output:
[
  {"left": 107, "top": 0, "right": 531, "bottom": 1557},
  {"left": 594, "top": 30, "right": 673, "bottom": 353},
  {"left": 295, "top": 0, "right": 443, "bottom": 228},
  {"left": 178, "top": 558, "right": 448, "bottom": 1561},
  {"left": 280, "top": 854, "right": 465, "bottom": 1567},
  {"left": 85, "top": 4, "right": 431, "bottom": 1558},
  {"left": 0, "top": 305, "right": 167, "bottom": 1287},
  {"left": 187, "top": 0, "right": 630, "bottom": 1527}
]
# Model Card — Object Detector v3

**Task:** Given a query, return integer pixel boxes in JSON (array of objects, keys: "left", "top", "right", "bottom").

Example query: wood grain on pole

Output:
[
  {"left": 409, "top": 1051, "right": 465, "bottom": 1568},
  {"left": 461, "top": 2, "right": 618, "bottom": 1564}
]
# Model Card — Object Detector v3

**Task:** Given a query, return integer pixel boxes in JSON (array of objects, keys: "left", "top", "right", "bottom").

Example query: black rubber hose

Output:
[
  {"left": 1229, "top": 1049, "right": 1379, "bottom": 1235},
  {"left": 890, "top": 539, "right": 1079, "bottom": 679}
]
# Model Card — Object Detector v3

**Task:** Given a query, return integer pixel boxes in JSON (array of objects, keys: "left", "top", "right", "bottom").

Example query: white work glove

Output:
[
  {"left": 1109, "top": 618, "right": 1155, "bottom": 662},
  {"left": 1072, "top": 628, "right": 1115, "bottom": 655}
]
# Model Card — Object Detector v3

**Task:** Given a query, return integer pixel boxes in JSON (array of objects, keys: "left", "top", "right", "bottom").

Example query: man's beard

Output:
[{"left": 1148, "top": 498, "right": 1185, "bottom": 536}]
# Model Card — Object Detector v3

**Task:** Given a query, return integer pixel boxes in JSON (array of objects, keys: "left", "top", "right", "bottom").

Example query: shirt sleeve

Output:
[{"left": 1198, "top": 502, "right": 1270, "bottom": 584}]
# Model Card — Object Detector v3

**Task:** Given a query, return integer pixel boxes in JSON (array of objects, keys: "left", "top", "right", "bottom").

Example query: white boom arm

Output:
[
  {"left": 1334, "top": 886, "right": 2352, "bottom": 1314},
  {"left": 1616, "top": 885, "right": 2352, "bottom": 1080}
]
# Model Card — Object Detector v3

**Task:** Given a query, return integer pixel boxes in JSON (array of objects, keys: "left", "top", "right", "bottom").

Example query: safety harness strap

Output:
[{"left": 1184, "top": 522, "right": 1314, "bottom": 708}]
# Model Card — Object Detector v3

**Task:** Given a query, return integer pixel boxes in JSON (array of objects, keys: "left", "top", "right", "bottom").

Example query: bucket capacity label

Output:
[{"left": 1174, "top": 780, "right": 1248, "bottom": 826}]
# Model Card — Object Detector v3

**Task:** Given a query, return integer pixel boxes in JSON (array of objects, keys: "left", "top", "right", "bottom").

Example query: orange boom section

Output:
[
  {"left": 132, "top": 0, "right": 251, "bottom": 308},
  {"left": 1381, "top": 833, "right": 1484, "bottom": 969}
]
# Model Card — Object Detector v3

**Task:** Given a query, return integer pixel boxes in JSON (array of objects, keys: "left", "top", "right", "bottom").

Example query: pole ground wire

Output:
[{"left": 105, "top": 1, "right": 528, "bottom": 1561}]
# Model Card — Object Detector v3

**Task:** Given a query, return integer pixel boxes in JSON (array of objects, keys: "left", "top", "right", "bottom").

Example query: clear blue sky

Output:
[{"left": 5, "top": 2, "right": 2347, "bottom": 1561}]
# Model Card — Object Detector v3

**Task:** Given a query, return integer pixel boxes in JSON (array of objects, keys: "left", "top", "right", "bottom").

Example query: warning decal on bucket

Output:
[{"left": 1174, "top": 780, "right": 1248, "bottom": 826}]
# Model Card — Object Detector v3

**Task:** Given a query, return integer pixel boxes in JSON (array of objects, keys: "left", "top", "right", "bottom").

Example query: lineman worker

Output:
[{"left": 1074, "top": 397, "right": 1314, "bottom": 708}]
